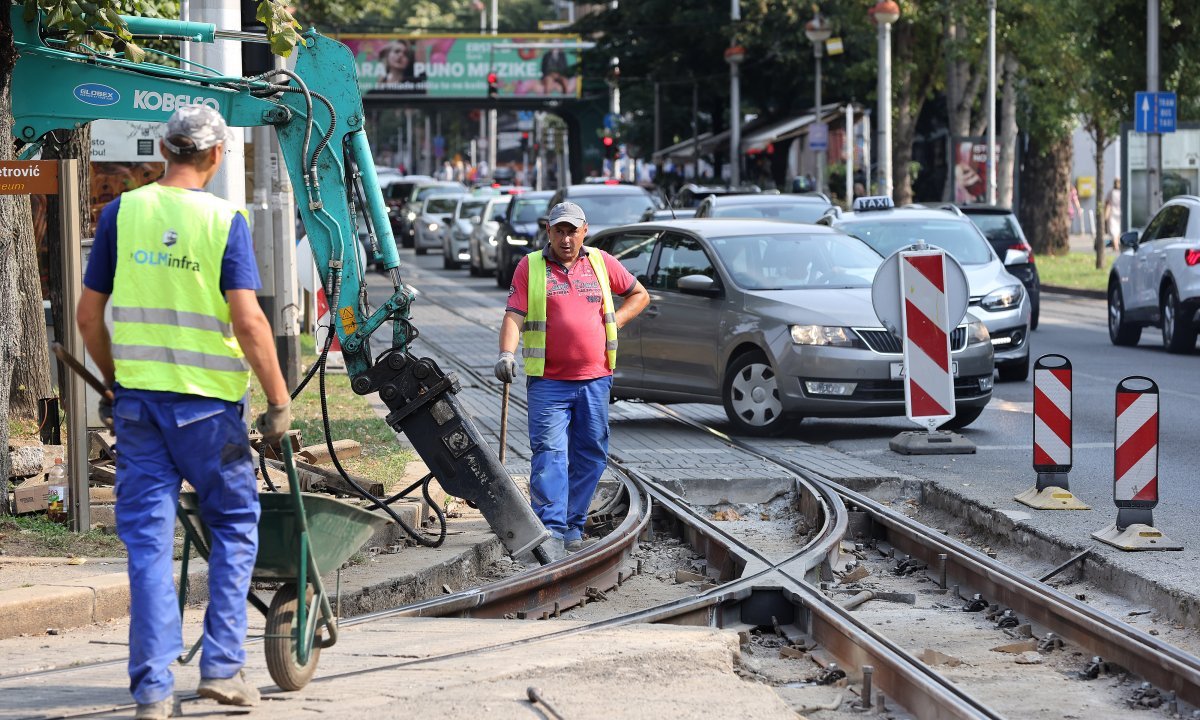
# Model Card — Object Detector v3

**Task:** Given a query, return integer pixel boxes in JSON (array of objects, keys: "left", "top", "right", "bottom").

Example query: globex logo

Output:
[{"left": 74, "top": 84, "right": 120, "bottom": 107}]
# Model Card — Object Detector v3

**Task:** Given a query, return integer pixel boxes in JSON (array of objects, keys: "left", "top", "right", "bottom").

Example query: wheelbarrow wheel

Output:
[{"left": 265, "top": 584, "right": 321, "bottom": 691}]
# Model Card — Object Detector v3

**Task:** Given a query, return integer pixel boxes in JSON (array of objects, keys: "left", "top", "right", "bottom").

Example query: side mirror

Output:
[
  {"left": 1003, "top": 248, "right": 1030, "bottom": 266},
  {"left": 537, "top": 216, "right": 549, "bottom": 229},
  {"left": 677, "top": 274, "right": 720, "bottom": 296},
  {"left": 494, "top": 213, "right": 506, "bottom": 222},
  {"left": 1120, "top": 230, "right": 1139, "bottom": 250}
]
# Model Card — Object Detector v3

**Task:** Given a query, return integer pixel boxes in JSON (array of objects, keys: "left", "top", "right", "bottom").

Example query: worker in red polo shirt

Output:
[{"left": 496, "top": 201, "right": 649, "bottom": 560}]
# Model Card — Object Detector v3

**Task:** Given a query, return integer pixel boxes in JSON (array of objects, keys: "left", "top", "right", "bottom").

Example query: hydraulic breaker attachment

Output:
[{"left": 352, "top": 352, "right": 550, "bottom": 559}]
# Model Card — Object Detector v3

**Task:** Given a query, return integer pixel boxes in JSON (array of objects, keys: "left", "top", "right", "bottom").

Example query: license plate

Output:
[{"left": 890, "top": 361, "right": 959, "bottom": 380}]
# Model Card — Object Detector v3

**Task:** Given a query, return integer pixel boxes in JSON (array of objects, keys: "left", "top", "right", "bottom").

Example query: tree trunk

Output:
[
  {"left": 0, "top": 0, "right": 26, "bottom": 512},
  {"left": 1089, "top": 123, "right": 1112, "bottom": 270},
  {"left": 9, "top": 168, "right": 53, "bottom": 421},
  {"left": 41, "top": 130, "right": 93, "bottom": 402},
  {"left": 997, "top": 52, "right": 1018, "bottom": 208},
  {"left": 1019, "top": 134, "right": 1072, "bottom": 256},
  {"left": 892, "top": 20, "right": 931, "bottom": 206}
]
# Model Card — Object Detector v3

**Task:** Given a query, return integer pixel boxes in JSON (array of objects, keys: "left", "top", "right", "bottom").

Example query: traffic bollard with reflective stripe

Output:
[
  {"left": 1015, "top": 354, "right": 1088, "bottom": 509},
  {"left": 1093, "top": 376, "right": 1181, "bottom": 551}
]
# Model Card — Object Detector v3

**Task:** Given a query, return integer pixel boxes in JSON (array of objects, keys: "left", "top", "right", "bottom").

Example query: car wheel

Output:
[
  {"left": 721, "top": 351, "right": 790, "bottom": 436},
  {"left": 996, "top": 355, "right": 1029, "bottom": 383},
  {"left": 941, "top": 404, "right": 985, "bottom": 431},
  {"left": 496, "top": 264, "right": 511, "bottom": 289},
  {"left": 468, "top": 251, "right": 482, "bottom": 277},
  {"left": 1161, "top": 284, "right": 1197, "bottom": 354},
  {"left": 1108, "top": 284, "right": 1141, "bottom": 346},
  {"left": 415, "top": 247, "right": 427, "bottom": 256},
  {"left": 1030, "top": 292, "right": 1040, "bottom": 331},
  {"left": 443, "top": 253, "right": 460, "bottom": 270}
]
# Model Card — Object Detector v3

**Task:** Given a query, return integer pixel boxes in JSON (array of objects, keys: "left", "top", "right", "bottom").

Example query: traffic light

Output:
[
  {"left": 487, "top": 72, "right": 498, "bottom": 100},
  {"left": 520, "top": 132, "right": 529, "bottom": 152},
  {"left": 602, "top": 135, "right": 616, "bottom": 160}
]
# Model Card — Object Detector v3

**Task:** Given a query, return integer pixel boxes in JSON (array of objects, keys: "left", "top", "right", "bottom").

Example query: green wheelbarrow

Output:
[{"left": 175, "top": 441, "right": 389, "bottom": 690}]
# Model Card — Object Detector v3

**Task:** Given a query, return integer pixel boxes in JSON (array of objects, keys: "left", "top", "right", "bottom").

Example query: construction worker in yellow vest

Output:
[
  {"left": 496, "top": 201, "right": 649, "bottom": 560},
  {"left": 77, "top": 104, "right": 288, "bottom": 720}
]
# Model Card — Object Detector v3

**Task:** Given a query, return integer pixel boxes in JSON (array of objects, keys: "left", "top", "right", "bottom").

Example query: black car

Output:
[
  {"left": 958, "top": 205, "right": 1041, "bottom": 330},
  {"left": 529, "top": 183, "right": 662, "bottom": 262},
  {"left": 694, "top": 193, "right": 833, "bottom": 223},
  {"left": 381, "top": 175, "right": 434, "bottom": 247},
  {"left": 495, "top": 190, "right": 555, "bottom": 288}
]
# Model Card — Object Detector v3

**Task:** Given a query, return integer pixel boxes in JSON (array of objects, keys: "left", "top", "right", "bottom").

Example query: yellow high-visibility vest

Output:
[
  {"left": 111, "top": 183, "right": 251, "bottom": 402},
  {"left": 523, "top": 250, "right": 618, "bottom": 376}
]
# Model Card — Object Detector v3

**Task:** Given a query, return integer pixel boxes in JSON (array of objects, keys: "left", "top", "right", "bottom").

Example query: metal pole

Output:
[
  {"left": 815, "top": 46, "right": 824, "bottom": 192},
  {"left": 730, "top": 60, "right": 741, "bottom": 186},
  {"left": 1147, "top": 0, "right": 1161, "bottom": 216},
  {"left": 880, "top": 20, "right": 894, "bottom": 198},
  {"left": 862, "top": 110, "right": 872, "bottom": 195},
  {"left": 846, "top": 103, "right": 854, "bottom": 203},
  {"left": 692, "top": 82, "right": 700, "bottom": 180},
  {"left": 59, "top": 159, "right": 89, "bottom": 532},
  {"left": 251, "top": 123, "right": 277, "bottom": 372},
  {"left": 489, "top": 0, "right": 498, "bottom": 176},
  {"left": 271, "top": 56, "right": 301, "bottom": 388},
  {"left": 986, "top": 0, "right": 997, "bottom": 205},
  {"left": 406, "top": 109, "right": 414, "bottom": 172},
  {"left": 194, "top": 0, "right": 243, "bottom": 205},
  {"left": 424, "top": 113, "right": 432, "bottom": 176}
]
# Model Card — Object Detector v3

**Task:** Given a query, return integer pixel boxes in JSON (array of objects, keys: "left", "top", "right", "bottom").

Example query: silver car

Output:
[
  {"left": 587, "top": 219, "right": 995, "bottom": 435},
  {"left": 468, "top": 194, "right": 512, "bottom": 277},
  {"left": 822, "top": 202, "right": 1032, "bottom": 382},
  {"left": 443, "top": 196, "right": 488, "bottom": 270},
  {"left": 414, "top": 194, "right": 463, "bottom": 256}
]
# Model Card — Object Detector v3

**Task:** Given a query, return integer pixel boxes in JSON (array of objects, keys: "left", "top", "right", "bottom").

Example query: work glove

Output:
[
  {"left": 256, "top": 401, "right": 291, "bottom": 445},
  {"left": 98, "top": 389, "right": 114, "bottom": 431},
  {"left": 494, "top": 351, "right": 516, "bottom": 384}
]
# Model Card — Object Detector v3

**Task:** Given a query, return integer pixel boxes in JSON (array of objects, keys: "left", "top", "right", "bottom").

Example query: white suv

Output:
[{"left": 1107, "top": 195, "right": 1200, "bottom": 353}]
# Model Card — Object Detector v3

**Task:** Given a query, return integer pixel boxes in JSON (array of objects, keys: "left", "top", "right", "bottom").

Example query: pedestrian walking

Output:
[
  {"left": 494, "top": 201, "right": 649, "bottom": 560},
  {"left": 76, "top": 105, "right": 290, "bottom": 720},
  {"left": 1104, "top": 178, "right": 1122, "bottom": 252}
]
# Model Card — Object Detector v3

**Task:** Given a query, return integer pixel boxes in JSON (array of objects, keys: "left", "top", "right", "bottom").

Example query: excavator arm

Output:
[{"left": 12, "top": 8, "right": 551, "bottom": 561}]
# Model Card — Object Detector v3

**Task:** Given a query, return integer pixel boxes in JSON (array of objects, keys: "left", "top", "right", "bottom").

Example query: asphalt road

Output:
[{"left": 378, "top": 249, "right": 1200, "bottom": 600}]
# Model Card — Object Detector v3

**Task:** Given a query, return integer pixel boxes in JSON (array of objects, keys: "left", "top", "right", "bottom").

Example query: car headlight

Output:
[
  {"left": 789, "top": 325, "right": 860, "bottom": 347},
  {"left": 428, "top": 222, "right": 439, "bottom": 231},
  {"left": 980, "top": 284, "right": 1024, "bottom": 311},
  {"left": 966, "top": 318, "right": 990, "bottom": 345},
  {"left": 506, "top": 235, "right": 530, "bottom": 246},
  {"left": 406, "top": 211, "right": 417, "bottom": 221},
  {"left": 488, "top": 235, "right": 498, "bottom": 245}
]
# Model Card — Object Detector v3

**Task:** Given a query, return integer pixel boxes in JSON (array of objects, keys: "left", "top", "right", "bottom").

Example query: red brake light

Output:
[
  {"left": 604, "top": 179, "right": 619, "bottom": 185},
  {"left": 491, "top": 183, "right": 500, "bottom": 188},
  {"left": 1009, "top": 241, "right": 1035, "bottom": 263},
  {"left": 1186, "top": 249, "right": 1200, "bottom": 266}
]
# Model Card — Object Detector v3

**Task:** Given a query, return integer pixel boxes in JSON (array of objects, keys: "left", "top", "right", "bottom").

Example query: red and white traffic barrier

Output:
[
  {"left": 1016, "top": 355, "right": 1088, "bottom": 509},
  {"left": 899, "top": 250, "right": 955, "bottom": 428},
  {"left": 1093, "top": 376, "right": 1181, "bottom": 551}
]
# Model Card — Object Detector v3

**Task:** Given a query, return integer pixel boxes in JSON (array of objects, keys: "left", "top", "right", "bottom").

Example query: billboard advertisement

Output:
[
  {"left": 951, "top": 138, "right": 997, "bottom": 204},
  {"left": 336, "top": 34, "right": 581, "bottom": 98}
]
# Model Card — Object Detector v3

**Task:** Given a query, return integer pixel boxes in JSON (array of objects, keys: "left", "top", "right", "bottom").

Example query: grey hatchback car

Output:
[{"left": 588, "top": 219, "right": 995, "bottom": 435}]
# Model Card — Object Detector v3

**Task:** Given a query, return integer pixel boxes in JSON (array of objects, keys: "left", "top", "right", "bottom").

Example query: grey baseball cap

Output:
[
  {"left": 163, "top": 104, "right": 230, "bottom": 155},
  {"left": 547, "top": 201, "right": 587, "bottom": 227}
]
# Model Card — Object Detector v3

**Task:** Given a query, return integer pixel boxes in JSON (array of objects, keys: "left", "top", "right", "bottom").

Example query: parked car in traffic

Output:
[
  {"left": 588, "top": 219, "right": 994, "bottom": 435},
  {"left": 641, "top": 208, "right": 697, "bottom": 222},
  {"left": 821, "top": 198, "right": 1032, "bottom": 381},
  {"left": 1107, "top": 194, "right": 1200, "bottom": 352},
  {"left": 443, "top": 196, "right": 489, "bottom": 270},
  {"left": 958, "top": 204, "right": 1041, "bottom": 330},
  {"left": 531, "top": 183, "right": 661, "bottom": 256},
  {"left": 468, "top": 195, "right": 512, "bottom": 277},
  {"left": 674, "top": 183, "right": 761, "bottom": 208},
  {"left": 694, "top": 193, "right": 834, "bottom": 224},
  {"left": 399, "top": 181, "right": 468, "bottom": 248},
  {"left": 414, "top": 194, "right": 464, "bottom": 256},
  {"left": 496, "top": 190, "right": 555, "bottom": 288}
]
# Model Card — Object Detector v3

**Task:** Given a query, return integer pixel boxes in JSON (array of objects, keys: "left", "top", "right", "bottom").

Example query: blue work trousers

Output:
[
  {"left": 526, "top": 376, "right": 612, "bottom": 541},
  {"left": 113, "top": 390, "right": 260, "bottom": 704}
]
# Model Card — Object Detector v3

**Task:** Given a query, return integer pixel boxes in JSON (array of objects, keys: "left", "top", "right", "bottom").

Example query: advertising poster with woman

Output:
[
  {"left": 953, "top": 139, "right": 990, "bottom": 204},
  {"left": 337, "top": 35, "right": 581, "bottom": 98}
]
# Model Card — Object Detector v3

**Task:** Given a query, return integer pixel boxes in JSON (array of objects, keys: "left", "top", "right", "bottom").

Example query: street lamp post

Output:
[
  {"left": 871, "top": 1, "right": 900, "bottom": 198},
  {"left": 805, "top": 13, "right": 831, "bottom": 193},
  {"left": 726, "top": 44, "right": 746, "bottom": 186}
]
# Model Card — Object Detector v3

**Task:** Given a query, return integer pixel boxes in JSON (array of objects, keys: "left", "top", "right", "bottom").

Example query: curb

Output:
[{"left": 1041, "top": 284, "right": 1106, "bottom": 300}]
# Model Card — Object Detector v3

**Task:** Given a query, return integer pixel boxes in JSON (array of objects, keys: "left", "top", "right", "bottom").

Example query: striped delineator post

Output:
[
  {"left": 1093, "top": 377, "right": 1181, "bottom": 551},
  {"left": 1015, "top": 355, "right": 1088, "bottom": 509},
  {"left": 898, "top": 250, "right": 955, "bottom": 431}
]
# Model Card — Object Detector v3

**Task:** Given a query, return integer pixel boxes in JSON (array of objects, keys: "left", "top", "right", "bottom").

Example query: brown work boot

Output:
[
  {"left": 133, "top": 698, "right": 173, "bottom": 720},
  {"left": 197, "top": 670, "right": 260, "bottom": 706}
]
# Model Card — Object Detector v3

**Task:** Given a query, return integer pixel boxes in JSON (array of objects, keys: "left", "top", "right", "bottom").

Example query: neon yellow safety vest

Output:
[
  {"left": 111, "top": 183, "right": 251, "bottom": 402},
  {"left": 523, "top": 250, "right": 619, "bottom": 377}
]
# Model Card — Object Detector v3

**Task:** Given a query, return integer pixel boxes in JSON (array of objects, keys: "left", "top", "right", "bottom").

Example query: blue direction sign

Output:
[
  {"left": 809, "top": 122, "right": 828, "bottom": 151},
  {"left": 1135, "top": 91, "right": 1177, "bottom": 134}
]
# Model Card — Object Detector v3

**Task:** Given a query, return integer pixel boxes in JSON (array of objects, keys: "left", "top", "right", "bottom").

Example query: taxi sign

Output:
[{"left": 853, "top": 195, "right": 893, "bottom": 212}]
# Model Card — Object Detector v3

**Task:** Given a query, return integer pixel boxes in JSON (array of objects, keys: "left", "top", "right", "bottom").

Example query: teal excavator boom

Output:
[{"left": 11, "top": 8, "right": 551, "bottom": 562}]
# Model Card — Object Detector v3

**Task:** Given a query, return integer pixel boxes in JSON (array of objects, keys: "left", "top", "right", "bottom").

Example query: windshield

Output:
[
  {"left": 967, "top": 213, "right": 1023, "bottom": 245},
  {"left": 571, "top": 193, "right": 655, "bottom": 224},
  {"left": 838, "top": 218, "right": 994, "bottom": 265},
  {"left": 458, "top": 200, "right": 488, "bottom": 219},
  {"left": 415, "top": 184, "right": 466, "bottom": 201},
  {"left": 426, "top": 198, "right": 459, "bottom": 214},
  {"left": 708, "top": 233, "right": 884, "bottom": 290},
  {"left": 712, "top": 203, "right": 828, "bottom": 223},
  {"left": 512, "top": 196, "right": 551, "bottom": 223}
]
